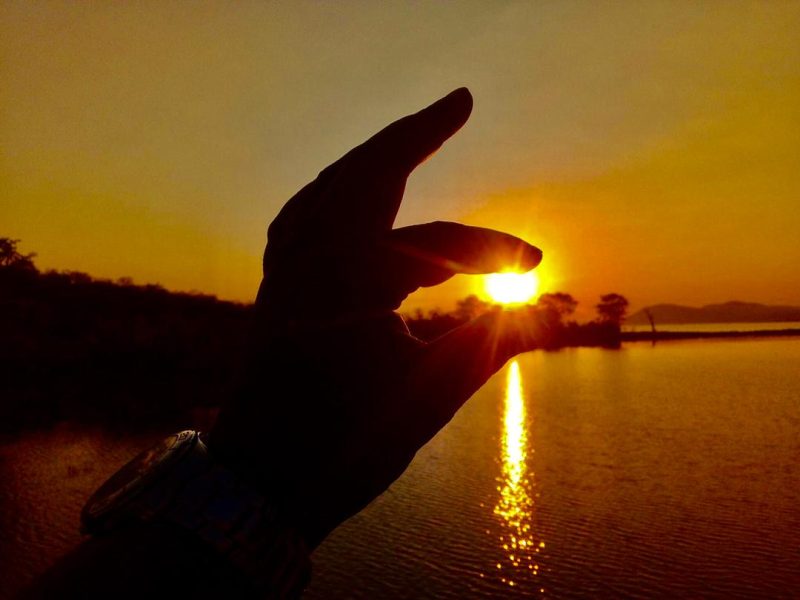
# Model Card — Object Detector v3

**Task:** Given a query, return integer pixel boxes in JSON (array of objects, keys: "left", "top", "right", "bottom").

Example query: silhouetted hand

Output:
[{"left": 209, "top": 88, "right": 543, "bottom": 549}]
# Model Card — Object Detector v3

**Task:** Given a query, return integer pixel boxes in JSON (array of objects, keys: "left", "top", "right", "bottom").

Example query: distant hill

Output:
[{"left": 627, "top": 301, "right": 800, "bottom": 325}]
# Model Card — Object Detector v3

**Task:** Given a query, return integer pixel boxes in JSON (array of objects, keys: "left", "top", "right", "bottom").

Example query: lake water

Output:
[{"left": 2, "top": 336, "right": 799, "bottom": 598}]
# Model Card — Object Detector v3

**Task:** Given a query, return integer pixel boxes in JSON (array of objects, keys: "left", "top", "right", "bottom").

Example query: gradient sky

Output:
[{"left": 2, "top": 2, "right": 798, "bottom": 316}]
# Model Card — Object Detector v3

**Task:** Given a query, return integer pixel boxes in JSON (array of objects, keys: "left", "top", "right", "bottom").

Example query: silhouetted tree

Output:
[
  {"left": 595, "top": 293, "right": 629, "bottom": 325},
  {"left": 644, "top": 308, "right": 656, "bottom": 333},
  {"left": 537, "top": 292, "right": 578, "bottom": 319},
  {"left": 0, "top": 238, "right": 37, "bottom": 271},
  {"left": 65, "top": 271, "right": 92, "bottom": 284},
  {"left": 0, "top": 239, "right": 254, "bottom": 431},
  {"left": 454, "top": 294, "right": 492, "bottom": 320}
]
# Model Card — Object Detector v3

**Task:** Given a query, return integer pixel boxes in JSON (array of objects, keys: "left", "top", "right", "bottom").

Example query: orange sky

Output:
[{"left": 2, "top": 2, "right": 798, "bottom": 316}]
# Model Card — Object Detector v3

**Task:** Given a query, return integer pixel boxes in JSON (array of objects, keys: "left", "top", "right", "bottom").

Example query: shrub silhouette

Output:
[
  {"left": 0, "top": 238, "right": 251, "bottom": 430},
  {"left": 595, "top": 293, "right": 629, "bottom": 325}
]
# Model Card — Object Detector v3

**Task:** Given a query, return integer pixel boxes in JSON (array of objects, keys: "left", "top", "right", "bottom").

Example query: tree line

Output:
[
  {"left": 404, "top": 291, "right": 629, "bottom": 347},
  {"left": 1, "top": 238, "right": 629, "bottom": 430},
  {"left": 1, "top": 238, "right": 251, "bottom": 430}
]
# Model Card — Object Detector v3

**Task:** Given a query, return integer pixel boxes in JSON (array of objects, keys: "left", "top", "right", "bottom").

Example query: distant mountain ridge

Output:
[{"left": 627, "top": 301, "right": 800, "bottom": 325}]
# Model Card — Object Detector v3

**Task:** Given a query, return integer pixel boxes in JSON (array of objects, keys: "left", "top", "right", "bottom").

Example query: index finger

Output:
[
  {"left": 320, "top": 88, "right": 474, "bottom": 234},
  {"left": 357, "top": 87, "right": 474, "bottom": 173}
]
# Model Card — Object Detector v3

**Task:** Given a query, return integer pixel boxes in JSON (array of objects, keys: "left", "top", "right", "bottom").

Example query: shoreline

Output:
[{"left": 621, "top": 328, "right": 800, "bottom": 343}]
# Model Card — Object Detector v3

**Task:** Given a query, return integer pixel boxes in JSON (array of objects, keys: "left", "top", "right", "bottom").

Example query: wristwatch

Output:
[{"left": 81, "top": 430, "right": 310, "bottom": 597}]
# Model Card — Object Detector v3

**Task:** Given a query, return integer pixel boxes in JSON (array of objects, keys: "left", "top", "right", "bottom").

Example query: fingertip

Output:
[
  {"left": 448, "top": 87, "right": 473, "bottom": 114},
  {"left": 451, "top": 87, "right": 473, "bottom": 124},
  {"left": 439, "top": 87, "right": 472, "bottom": 104},
  {"left": 428, "top": 87, "right": 473, "bottom": 129},
  {"left": 498, "top": 238, "right": 543, "bottom": 273},
  {"left": 520, "top": 244, "right": 543, "bottom": 271}
]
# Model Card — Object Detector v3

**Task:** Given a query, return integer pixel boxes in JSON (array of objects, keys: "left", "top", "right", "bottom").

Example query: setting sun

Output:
[{"left": 485, "top": 272, "right": 540, "bottom": 305}]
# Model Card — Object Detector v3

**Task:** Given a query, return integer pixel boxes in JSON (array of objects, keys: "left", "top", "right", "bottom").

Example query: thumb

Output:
[{"left": 405, "top": 308, "right": 555, "bottom": 441}]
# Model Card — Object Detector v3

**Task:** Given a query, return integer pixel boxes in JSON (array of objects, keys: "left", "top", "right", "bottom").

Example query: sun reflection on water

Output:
[{"left": 492, "top": 359, "right": 544, "bottom": 591}]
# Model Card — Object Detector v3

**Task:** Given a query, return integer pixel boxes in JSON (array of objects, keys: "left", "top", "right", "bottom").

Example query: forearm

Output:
[{"left": 23, "top": 522, "right": 260, "bottom": 599}]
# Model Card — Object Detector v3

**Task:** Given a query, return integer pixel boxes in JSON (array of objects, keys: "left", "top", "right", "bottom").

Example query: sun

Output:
[{"left": 485, "top": 271, "right": 540, "bottom": 305}]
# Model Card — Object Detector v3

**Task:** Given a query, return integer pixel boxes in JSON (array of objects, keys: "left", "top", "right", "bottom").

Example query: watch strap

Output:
[{"left": 127, "top": 434, "right": 311, "bottom": 597}]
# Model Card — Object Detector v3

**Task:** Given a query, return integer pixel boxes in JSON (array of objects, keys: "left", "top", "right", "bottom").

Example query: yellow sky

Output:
[{"left": 2, "top": 2, "right": 798, "bottom": 315}]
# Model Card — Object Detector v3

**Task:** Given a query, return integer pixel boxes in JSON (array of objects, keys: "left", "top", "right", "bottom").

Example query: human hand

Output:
[{"left": 209, "top": 88, "right": 543, "bottom": 549}]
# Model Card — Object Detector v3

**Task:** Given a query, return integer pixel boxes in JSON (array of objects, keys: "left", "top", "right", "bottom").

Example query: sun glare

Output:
[{"left": 485, "top": 272, "right": 539, "bottom": 305}]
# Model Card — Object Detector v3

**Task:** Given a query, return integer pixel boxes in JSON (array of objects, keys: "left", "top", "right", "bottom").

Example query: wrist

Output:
[
  {"left": 205, "top": 428, "right": 328, "bottom": 551},
  {"left": 82, "top": 430, "right": 311, "bottom": 597}
]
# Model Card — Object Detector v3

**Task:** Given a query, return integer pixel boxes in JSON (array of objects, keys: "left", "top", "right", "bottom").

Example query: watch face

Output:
[{"left": 82, "top": 430, "right": 197, "bottom": 531}]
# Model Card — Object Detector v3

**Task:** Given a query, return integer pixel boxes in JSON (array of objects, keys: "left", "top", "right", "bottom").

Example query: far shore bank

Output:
[{"left": 622, "top": 328, "right": 800, "bottom": 343}]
